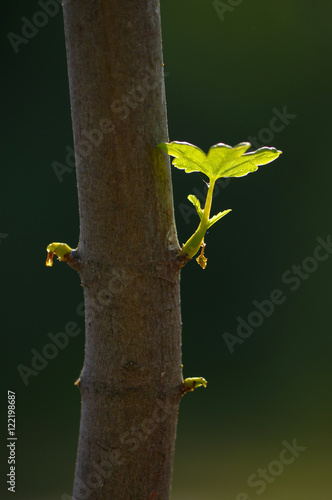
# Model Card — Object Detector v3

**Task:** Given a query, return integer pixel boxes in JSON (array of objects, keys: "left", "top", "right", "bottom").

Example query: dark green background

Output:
[{"left": 2, "top": 1, "right": 332, "bottom": 498}]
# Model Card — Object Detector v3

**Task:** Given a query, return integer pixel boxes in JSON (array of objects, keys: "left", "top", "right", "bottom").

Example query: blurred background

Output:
[{"left": 2, "top": 1, "right": 332, "bottom": 498}]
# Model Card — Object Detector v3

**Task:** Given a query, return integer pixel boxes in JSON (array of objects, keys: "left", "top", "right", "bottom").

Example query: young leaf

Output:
[
  {"left": 188, "top": 194, "right": 203, "bottom": 220},
  {"left": 46, "top": 242, "right": 72, "bottom": 267},
  {"left": 207, "top": 142, "right": 282, "bottom": 179},
  {"left": 158, "top": 141, "right": 282, "bottom": 181},
  {"left": 183, "top": 377, "right": 208, "bottom": 392},
  {"left": 207, "top": 209, "right": 232, "bottom": 229},
  {"left": 158, "top": 141, "right": 211, "bottom": 177}
]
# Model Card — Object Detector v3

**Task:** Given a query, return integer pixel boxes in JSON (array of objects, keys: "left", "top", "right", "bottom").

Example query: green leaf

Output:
[
  {"left": 158, "top": 141, "right": 282, "bottom": 181},
  {"left": 183, "top": 377, "right": 208, "bottom": 392},
  {"left": 158, "top": 141, "right": 211, "bottom": 177},
  {"left": 207, "top": 142, "right": 282, "bottom": 178},
  {"left": 46, "top": 242, "right": 72, "bottom": 267},
  {"left": 188, "top": 194, "right": 203, "bottom": 220},
  {"left": 207, "top": 209, "right": 232, "bottom": 229}
]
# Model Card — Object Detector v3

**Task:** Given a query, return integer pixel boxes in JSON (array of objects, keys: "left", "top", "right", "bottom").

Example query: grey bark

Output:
[{"left": 62, "top": 1, "right": 183, "bottom": 499}]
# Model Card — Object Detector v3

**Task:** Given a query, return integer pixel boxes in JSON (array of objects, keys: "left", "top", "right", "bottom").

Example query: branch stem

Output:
[
  {"left": 62, "top": 1, "right": 183, "bottom": 498},
  {"left": 180, "top": 178, "right": 216, "bottom": 259}
]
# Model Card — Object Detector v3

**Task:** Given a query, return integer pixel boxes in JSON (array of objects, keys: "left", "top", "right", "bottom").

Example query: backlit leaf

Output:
[{"left": 158, "top": 141, "right": 281, "bottom": 180}]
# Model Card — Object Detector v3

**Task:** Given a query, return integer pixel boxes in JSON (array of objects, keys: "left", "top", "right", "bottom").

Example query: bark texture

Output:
[{"left": 62, "top": 1, "right": 183, "bottom": 499}]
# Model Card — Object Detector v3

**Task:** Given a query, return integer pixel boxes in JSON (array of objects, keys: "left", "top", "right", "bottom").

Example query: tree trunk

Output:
[{"left": 62, "top": 1, "right": 183, "bottom": 499}]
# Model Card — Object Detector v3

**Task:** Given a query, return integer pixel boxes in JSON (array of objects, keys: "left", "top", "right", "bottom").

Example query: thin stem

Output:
[
  {"left": 201, "top": 178, "right": 216, "bottom": 226},
  {"left": 180, "top": 178, "right": 216, "bottom": 259}
]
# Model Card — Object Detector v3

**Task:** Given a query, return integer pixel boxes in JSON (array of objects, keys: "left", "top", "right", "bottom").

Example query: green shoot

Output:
[
  {"left": 46, "top": 242, "right": 72, "bottom": 267},
  {"left": 183, "top": 377, "right": 208, "bottom": 392},
  {"left": 158, "top": 141, "right": 282, "bottom": 268}
]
